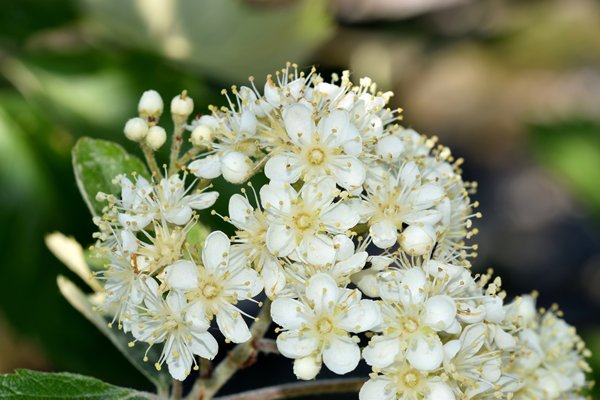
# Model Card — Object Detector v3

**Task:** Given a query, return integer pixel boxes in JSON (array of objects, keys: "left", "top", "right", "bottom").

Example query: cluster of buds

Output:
[{"left": 89, "top": 64, "right": 591, "bottom": 398}]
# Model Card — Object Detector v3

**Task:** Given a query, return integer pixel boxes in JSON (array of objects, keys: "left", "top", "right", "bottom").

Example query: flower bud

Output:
[
  {"left": 145, "top": 126, "right": 167, "bottom": 150},
  {"left": 400, "top": 224, "right": 436, "bottom": 256},
  {"left": 221, "top": 151, "right": 252, "bottom": 184},
  {"left": 293, "top": 356, "right": 321, "bottom": 380},
  {"left": 138, "top": 90, "right": 163, "bottom": 119},
  {"left": 191, "top": 125, "right": 213, "bottom": 146},
  {"left": 170, "top": 91, "right": 194, "bottom": 122},
  {"left": 124, "top": 117, "right": 149, "bottom": 142}
]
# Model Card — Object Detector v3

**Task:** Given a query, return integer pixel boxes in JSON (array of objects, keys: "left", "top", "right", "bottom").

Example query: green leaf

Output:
[
  {"left": 72, "top": 137, "right": 149, "bottom": 216},
  {"left": 0, "top": 369, "right": 157, "bottom": 399},
  {"left": 57, "top": 276, "right": 171, "bottom": 393}
]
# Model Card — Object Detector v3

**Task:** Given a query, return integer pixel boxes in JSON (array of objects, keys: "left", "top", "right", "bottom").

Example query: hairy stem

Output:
[
  {"left": 142, "top": 144, "right": 163, "bottom": 179},
  {"left": 212, "top": 378, "right": 366, "bottom": 400},
  {"left": 188, "top": 300, "right": 273, "bottom": 400},
  {"left": 171, "top": 380, "right": 183, "bottom": 400},
  {"left": 169, "top": 122, "right": 187, "bottom": 174}
]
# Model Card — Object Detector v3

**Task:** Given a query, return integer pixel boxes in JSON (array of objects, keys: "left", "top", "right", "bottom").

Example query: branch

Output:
[
  {"left": 187, "top": 300, "right": 273, "bottom": 400},
  {"left": 168, "top": 120, "right": 187, "bottom": 174},
  {"left": 212, "top": 378, "right": 366, "bottom": 400}
]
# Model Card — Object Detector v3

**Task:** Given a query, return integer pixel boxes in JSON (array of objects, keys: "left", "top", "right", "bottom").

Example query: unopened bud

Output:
[
  {"left": 221, "top": 151, "right": 252, "bottom": 184},
  {"left": 145, "top": 126, "right": 167, "bottom": 150},
  {"left": 124, "top": 117, "right": 148, "bottom": 142},
  {"left": 138, "top": 90, "right": 163, "bottom": 119},
  {"left": 170, "top": 91, "right": 194, "bottom": 122}
]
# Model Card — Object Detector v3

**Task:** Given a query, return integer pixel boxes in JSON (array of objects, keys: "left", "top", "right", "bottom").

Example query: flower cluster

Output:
[{"left": 86, "top": 64, "right": 591, "bottom": 399}]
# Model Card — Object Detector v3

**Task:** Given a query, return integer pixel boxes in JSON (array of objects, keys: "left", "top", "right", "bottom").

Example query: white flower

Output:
[
  {"left": 362, "top": 161, "right": 444, "bottom": 251},
  {"left": 131, "top": 277, "right": 217, "bottom": 381},
  {"left": 260, "top": 177, "right": 359, "bottom": 266},
  {"left": 264, "top": 104, "right": 366, "bottom": 191},
  {"left": 154, "top": 174, "right": 219, "bottom": 225},
  {"left": 163, "top": 231, "right": 263, "bottom": 343},
  {"left": 227, "top": 192, "right": 286, "bottom": 298},
  {"left": 271, "top": 273, "right": 380, "bottom": 379},
  {"left": 359, "top": 360, "right": 455, "bottom": 400},
  {"left": 363, "top": 267, "right": 458, "bottom": 372}
]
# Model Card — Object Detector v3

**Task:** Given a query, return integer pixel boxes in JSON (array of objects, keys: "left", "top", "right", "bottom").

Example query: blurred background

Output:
[{"left": 1, "top": 0, "right": 599, "bottom": 396}]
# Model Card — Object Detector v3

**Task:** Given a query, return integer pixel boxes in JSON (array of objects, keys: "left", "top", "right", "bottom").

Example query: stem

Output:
[
  {"left": 142, "top": 144, "right": 163, "bottom": 179},
  {"left": 212, "top": 378, "right": 366, "bottom": 400},
  {"left": 169, "top": 122, "right": 187, "bottom": 174},
  {"left": 188, "top": 300, "right": 273, "bottom": 400},
  {"left": 171, "top": 380, "right": 183, "bottom": 400},
  {"left": 176, "top": 147, "right": 201, "bottom": 169}
]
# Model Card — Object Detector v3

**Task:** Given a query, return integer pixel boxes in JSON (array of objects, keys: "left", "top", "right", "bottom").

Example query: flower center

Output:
[
  {"left": 403, "top": 318, "right": 418, "bottom": 333},
  {"left": 308, "top": 148, "right": 325, "bottom": 165},
  {"left": 201, "top": 282, "right": 220, "bottom": 299},
  {"left": 316, "top": 318, "right": 334, "bottom": 334},
  {"left": 294, "top": 212, "right": 313, "bottom": 231},
  {"left": 402, "top": 371, "right": 419, "bottom": 388}
]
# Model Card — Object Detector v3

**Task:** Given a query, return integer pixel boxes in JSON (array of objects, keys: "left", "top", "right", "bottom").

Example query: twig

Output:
[
  {"left": 254, "top": 338, "right": 279, "bottom": 355},
  {"left": 212, "top": 378, "right": 366, "bottom": 400},
  {"left": 171, "top": 379, "right": 183, "bottom": 400},
  {"left": 142, "top": 144, "right": 163, "bottom": 179},
  {"left": 187, "top": 300, "right": 273, "bottom": 400},
  {"left": 176, "top": 147, "right": 201, "bottom": 169},
  {"left": 169, "top": 122, "right": 187, "bottom": 174}
]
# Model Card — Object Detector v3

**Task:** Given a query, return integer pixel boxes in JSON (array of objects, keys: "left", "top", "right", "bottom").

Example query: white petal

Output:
[
  {"left": 165, "top": 206, "right": 193, "bottom": 225},
  {"left": 216, "top": 304, "right": 251, "bottom": 343},
  {"left": 414, "top": 184, "right": 444, "bottom": 207},
  {"left": 332, "top": 251, "right": 367, "bottom": 278},
  {"left": 186, "top": 191, "right": 219, "bottom": 210},
  {"left": 190, "top": 331, "right": 218, "bottom": 359},
  {"left": 359, "top": 378, "right": 394, "bottom": 400},
  {"left": 167, "top": 352, "right": 190, "bottom": 381},
  {"left": 202, "top": 231, "right": 230, "bottom": 272},
  {"left": 185, "top": 301, "right": 210, "bottom": 330},
  {"left": 369, "top": 220, "right": 398, "bottom": 249},
  {"left": 363, "top": 336, "right": 401, "bottom": 368},
  {"left": 120, "top": 230, "right": 138, "bottom": 252},
  {"left": 300, "top": 176, "right": 337, "bottom": 209},
  {"left": 407, "top": 335, "right": 444, "bottom": 371},
  {"left": 322, "top": 334, "right": 360, "bottom": 375},
  {"left": 271, "top": 297, "right": 308, "bottom": 330},
  {"left": 306, "top": 273, "right": 339, "bottom": 312},
  {"left": 333, "top": 234, "right": 355, "bottom": 261},
  {"left": 351, "top": 268, "right": 380, "bottom": 298},
  {"left": 260, "top": 181, "right": 294, "bottom": 213},
  {"left": 264, "top": 153, "right": 302, "bottom": 183},
  {"left": 228, "top": 194, "right": 253, "bottom": 226},
  {"left": 318, "top": 109, "right": 349, "bottom": 142},
  {"left": 399, "top": 161, "right": 420, "bottom": 188},
  {"left": 118, "top": 213, "right": 153, "bottom": 231},
  {"left": 425, "top": 382, "right": 455, "bottom": 400},
  {"left": 266, "top": 223, "right": 295, "bottom": 257},
  {"left": 239, "top": 110, "right": 257, "bottom": 136},
  {"left": 423, "top": 295, "right": 457, "bottom": 331},
  {"left": 342, "top": 125, "right": 362, "bottom": 156},
  {"left": 188, "top": 155, "right": 221, "bottom": 179},
  {"left": 165, "top": 291, "right": 187, "bottom": 314},
  {"left": 338, "top": 299, "right": 381, "bottom": 333},
  {"left": 404, "top": 209, "right": 442, "bottom": 226},
  {"left": 261, "top": 255, "right": 286, "bottom": 298},
  {"left": 331, "top": 156, "right": 366, "bottom": 191},
  {"left": 226, "top": 267, "right": 262, "bottom": 297},
  {"left": 283, "top": 103, "right": 314, "bottom": 145},
  {"left": 276, "top": 330, "right": 319, "bottom": 358},
  {"left": 484, "top": 296, "right": 505, "bottom": 323},
  {"left": 164, "top": 260, "right": 199, "bottom": 291},
  {"left": 299, "top": 234, "right": 336, "bottom": 266},
  {"left": 321, "top": 203, "right": 359, "bottom": 232}
]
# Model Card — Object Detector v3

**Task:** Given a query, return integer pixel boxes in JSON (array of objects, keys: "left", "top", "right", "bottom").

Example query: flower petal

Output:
[
  {"left": 266, "top": 223, "right": 295, "bottom": 257},
  {"left": 299, "top": 234, "right": 336, "bottom": 266},
  {"left": 322, "top": 334, "right": 360, "bottom": 374},
  {"left": 283, "top": 103, "right": 314, "bottom": 145},
  {"left": 165, "top": 206, "right": 193, "bottom": 225},
  {"left": 265, "top": 153, "right": 302, "bottom": 183},
  {"left": 363, "top": 335, "right": 401, "bottom": 368},
  {"left": 331, "top": 156, "right": 366, "bottom": 191},
  {"left": 271, "top": 297, "right": 308, "bottom": 330},
  {"left": 228, "top": 194, "right": 253, "bottom": 226},
  {"left": 260, "top": 181, "right": 294, "bottom": 213},
  {"left": 407, "top": 335, "right": 444, "bottom": 371},
  {"left": 321, "top": 203, "right": 359, "bottom": 232},
  {"left": 186, "top": 191, "right": 219, "bottom": 210},
  {"left": 359, "top": 378, "right": 394, "bottom": 400},
  {"left": 369, "top": 220, "right": 398, "bottom": 249},
  {"left": 306, "top": 273, "right": 338, "bottom": 312},
  {"left": 276, "top": 330, "right": 319, "bottom": 358},
  {"left": 216, "top": 304, "right": 251, "bottom": 343},
  {"left": 191, "top": 331, "right": 218, "bottom": 359},
  {"left": 188, "top": 155, "right": 221, "bottom": 179},
  {"left": 338, "top": 299, "right": 381, "bottom": 333},
  {"left": 261, "top": 255, "right": 286, "bottom": 298},
  {"left": 423, "top": 295, "right": 457, "bottom": 332},
  {"left": 202, "top": 231, "right": 230, "bottom": 272},
  {"left": 164, "top": 260, "right": 199, "bottom": 291}
]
